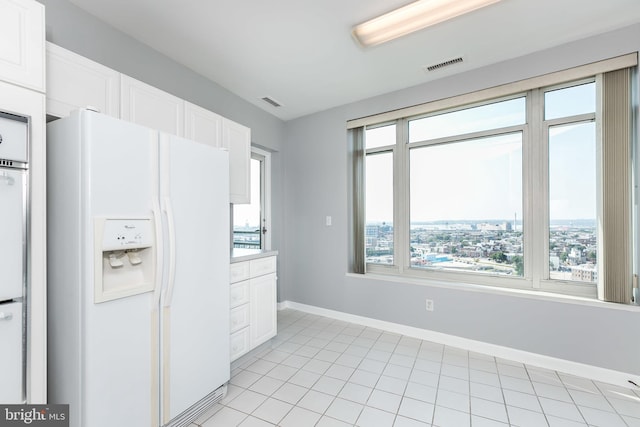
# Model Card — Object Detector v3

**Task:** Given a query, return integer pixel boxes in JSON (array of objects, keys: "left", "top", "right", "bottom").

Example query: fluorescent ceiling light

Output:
[{"left": 352, "top": 0, "right": 502, "bottom": 48}]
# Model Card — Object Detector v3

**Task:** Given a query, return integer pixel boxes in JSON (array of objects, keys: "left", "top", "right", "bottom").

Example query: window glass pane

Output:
[
  {"left": 409, "top": 133, "right": 523, "bottom": 276},
  {"left": 366, "top": 152, "right": 393, "bottom": 265},
  {"left": 409, "top": 97, "right": 526, "bottom": 143},
  {"left": 365, "top": 124, "right": 396, "bottom": 149},
  {"left": 545, "top": 82, "right": 595, "bottom": 120},
  {"left": 548, "top": 121, "right": 597, "bottom": 283},
  {"left": 233, "top": 158, "right": 262, "bottom": 249}
]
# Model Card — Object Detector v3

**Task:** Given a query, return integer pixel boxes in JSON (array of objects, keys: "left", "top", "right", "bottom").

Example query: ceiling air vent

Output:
[
  {"left": 261, "top": 96, "right": 282, "bottom": 108},
  {"left": 424, "top": 56, "right": 464, "bottom": 72}
]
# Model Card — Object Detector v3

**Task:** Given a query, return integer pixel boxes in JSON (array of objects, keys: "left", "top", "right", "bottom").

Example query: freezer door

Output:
[
  {"left": 0, "top": 302, "right": 23, "bottom": 403},
  {"left": 79, "top": 111, "right": 157, "bottom": 427},
  {"left": 0, "top": 168, "right": 25, "bottom": 301},
  {"left": 159, "top": 134, "right": 230, "bottom": 424}
]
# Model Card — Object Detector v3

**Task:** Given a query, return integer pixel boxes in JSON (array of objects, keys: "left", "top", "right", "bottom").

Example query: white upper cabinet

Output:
[
  {"left": 222, "top": 118, "right": 251, "bottom": 204},
  {"left": 121, "top": 75, "right": 184, "bottom": 136},
  {"left": 184, "top": 101, "right": 222, "bottom": 147},
  {"left": 0, "top": 0, "right": 44, "bottom": 92},
  {"left": 46, "top": 45, "right": 252, "bottom": 204},
  {"left": 46, "top": 43, "right": 120, "bottom": 118}
]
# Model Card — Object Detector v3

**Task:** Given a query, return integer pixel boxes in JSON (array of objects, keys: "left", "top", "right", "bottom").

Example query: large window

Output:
[
  {"left": 351, "top": 56, "right": 636, "bottom": 301},
  {"left": 407, "top": 97, "right": 525, "bottom": 277}
]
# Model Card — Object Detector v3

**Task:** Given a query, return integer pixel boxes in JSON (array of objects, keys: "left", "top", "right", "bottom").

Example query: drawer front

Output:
[
  {"left": 250, "top": 256, "right": 276, "bottom": 277},
  {"left": 230, "top": 327, "right": 250, "bottom": 361},
  {"left": 230, "top": 281, "right": 249, "bottom": 309},
  {"left": 0, "top": 302, "right": 23, "bottom": 403},
  {"left": 230, "top": 304, "right": 250, "bottom": 333},
  {"left": 230, "top": 261, "right": 250, "bottom": 283}
]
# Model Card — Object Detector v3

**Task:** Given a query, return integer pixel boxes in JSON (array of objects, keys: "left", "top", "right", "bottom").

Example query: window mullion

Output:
[
  {"left": 527, "top": 89, "right": 546, "bottom": 289},
  {"left": 396, "top": 119, "right": 409, "bottom": 274}
]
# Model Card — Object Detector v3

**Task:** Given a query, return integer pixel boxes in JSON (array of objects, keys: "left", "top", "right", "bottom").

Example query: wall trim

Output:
[{"left": 278, "top": 300, "right": 640, "bottom": 390}]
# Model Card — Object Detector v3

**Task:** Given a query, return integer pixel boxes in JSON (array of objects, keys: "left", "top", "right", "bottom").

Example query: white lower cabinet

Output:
[
  {"left": 0, "top": 302, "right": 23, "bottom": 403},
  {"left": 230, "top": 255, "right": 277, "bottom": 361},
  {"left": 230, "top": 328, "right": 250, "bottom": 361},
  {"left": 249, "top": 272, "right": 277, "bottom": 348}
]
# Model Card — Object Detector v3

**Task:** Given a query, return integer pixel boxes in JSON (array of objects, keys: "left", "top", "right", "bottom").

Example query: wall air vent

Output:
[
  {"left": 261, "top": 97, "right": 282, "bottom": 108},
  {"left": 424, "top": 56, "right": 464, "bottom": 72}
]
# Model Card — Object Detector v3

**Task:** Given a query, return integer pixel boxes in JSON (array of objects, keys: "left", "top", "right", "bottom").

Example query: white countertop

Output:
[{"left": 231, "top": 248, "right": 278, "bottom": 263}]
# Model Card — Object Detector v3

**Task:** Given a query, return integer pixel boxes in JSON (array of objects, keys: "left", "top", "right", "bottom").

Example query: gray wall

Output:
[
  {"left": 38, "top": 0, "right": 285, "bottom": 256},
  {"left": 282, "top": 24, "right": 640, "bottom": 375},
  {"left": 39, "top": 0, "right": 640, "bottom": 375}
]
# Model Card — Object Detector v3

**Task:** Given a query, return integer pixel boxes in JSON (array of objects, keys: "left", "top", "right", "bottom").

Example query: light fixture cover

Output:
[{"left": 353, "top": 0, "right": 502, "bottom": 48}]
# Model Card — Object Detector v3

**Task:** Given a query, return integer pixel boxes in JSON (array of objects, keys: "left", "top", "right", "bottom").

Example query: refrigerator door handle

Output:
[
  {"left": 152, "top": 203, "right": 164, "bottom": 307},
  {"left": 162, "top": 196, "right": 177, "bottom": 307},
  {"left": 0, "top": 312, "right": 13, "bottom": 321}
]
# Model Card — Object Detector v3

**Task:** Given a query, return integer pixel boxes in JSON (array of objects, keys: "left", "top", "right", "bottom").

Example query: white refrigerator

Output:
[{"left": 47, "top": 109, "right": 230, "bottom": 427}]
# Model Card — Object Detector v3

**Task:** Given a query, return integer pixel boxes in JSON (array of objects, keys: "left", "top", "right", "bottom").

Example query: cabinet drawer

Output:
[
  {"left": 230, "top": 261, "right": 250, "bottom": 283},
  {"left": 230, "top": 304, "right": 249, "bottom": 333},
  {"left": 0, "top": 302, "right": 23, "bottom": 403},
  {"left": 230, "top": 327, "right": 250, "bottom": 361},
  {"left": 230, "top": 281, "right": 249, "bottom": 309},
  {"left": 250, "top": 256, "right": 276, "bottom": 277}
]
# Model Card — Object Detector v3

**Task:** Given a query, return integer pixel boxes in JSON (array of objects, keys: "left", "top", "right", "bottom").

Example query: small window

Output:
[
  {"left": 544, "top": 82, "right": 596, "bottom": 120},
  {"left": 548, "top": 121, "right": 597, "bottom": 283},
  {"left": 366, "top": 124, "right": 396, "bottom": 149},
  {"left": 409, "top": 97, "right": 526, "bottom": 143},
  {"left": 365, "top": 152, "right": 394, "bottom": 265}
]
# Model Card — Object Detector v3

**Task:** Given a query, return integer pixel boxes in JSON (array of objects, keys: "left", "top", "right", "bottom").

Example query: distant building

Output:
[
  {"left": 568, "top": 248, "right": 585, "bottom": 265},
  {"left": 571, "top": 264, "right": 597, "bottom": 282},
  {"left": 366, "top": 225, "right": 380, "bottom": 238},
  {"left": 478, "top": 222, "right": 511, "bottom": 232}
]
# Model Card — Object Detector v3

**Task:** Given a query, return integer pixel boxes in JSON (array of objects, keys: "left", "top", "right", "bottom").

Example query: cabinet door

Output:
[
  {"left": 184, "top": 102, "right": 222, "bottom": 147},
  {"left": 0, "top": 0, "right": 44, "bottom": 91},
  {"left": 222, "top": 118, "right": 251, "bottom": 204},
  {"left": 0, "top": 302, "right": 23, "bottom": 403},
  {"left": 46, "top": 43, "right": 120, "bottom": 119},
  {"left": 249, "top": 273, "right": 276, "bottom": 348},
  {"left": 121, "top": 75, "right": 184, "bottom": 136}
]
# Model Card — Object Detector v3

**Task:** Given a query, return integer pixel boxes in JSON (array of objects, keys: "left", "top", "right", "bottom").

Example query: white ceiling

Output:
[{"left": 68, "top": 0, "right": 640, "bottom": 121}]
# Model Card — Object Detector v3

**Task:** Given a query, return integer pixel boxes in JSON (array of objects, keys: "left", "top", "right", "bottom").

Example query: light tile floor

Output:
[{"left": 192, "top": 309, "right": 640, "bottom": 426}]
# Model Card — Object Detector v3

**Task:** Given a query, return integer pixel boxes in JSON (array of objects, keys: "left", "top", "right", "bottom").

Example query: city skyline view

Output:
[{"left": 366, "top": 218, "right": 597, "bottom": 283}]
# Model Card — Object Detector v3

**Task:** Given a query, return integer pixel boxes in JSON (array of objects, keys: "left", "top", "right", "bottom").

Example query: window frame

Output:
[
  {"left": 232, "top": 146, "right": 272, "bottom": 250},
  {"left": 352, "top": 55, "right": 638, "bottom": 300}
]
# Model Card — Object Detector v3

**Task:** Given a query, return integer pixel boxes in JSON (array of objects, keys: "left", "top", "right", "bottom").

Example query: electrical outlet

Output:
[{"left": 425, "top": 299, "right": 434, "bottom": 312}]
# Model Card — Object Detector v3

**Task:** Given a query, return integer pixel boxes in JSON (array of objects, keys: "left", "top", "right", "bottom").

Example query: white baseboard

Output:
[{"left": 278, "top": 300, "right": 640, "bottom": 390}]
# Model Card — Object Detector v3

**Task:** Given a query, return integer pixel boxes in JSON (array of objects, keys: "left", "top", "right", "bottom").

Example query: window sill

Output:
[{"left": 345, "top": 271, "right": 640, "bottom": 312}]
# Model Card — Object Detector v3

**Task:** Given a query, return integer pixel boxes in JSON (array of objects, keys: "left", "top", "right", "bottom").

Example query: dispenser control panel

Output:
[{"left": 101, "top": 219, "right": 153, "bottom": 251}]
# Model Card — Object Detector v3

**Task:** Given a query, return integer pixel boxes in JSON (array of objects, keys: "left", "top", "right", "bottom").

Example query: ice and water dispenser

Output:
[{"left": 94, "top": 218, "right": 155, "bottom": 303}]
